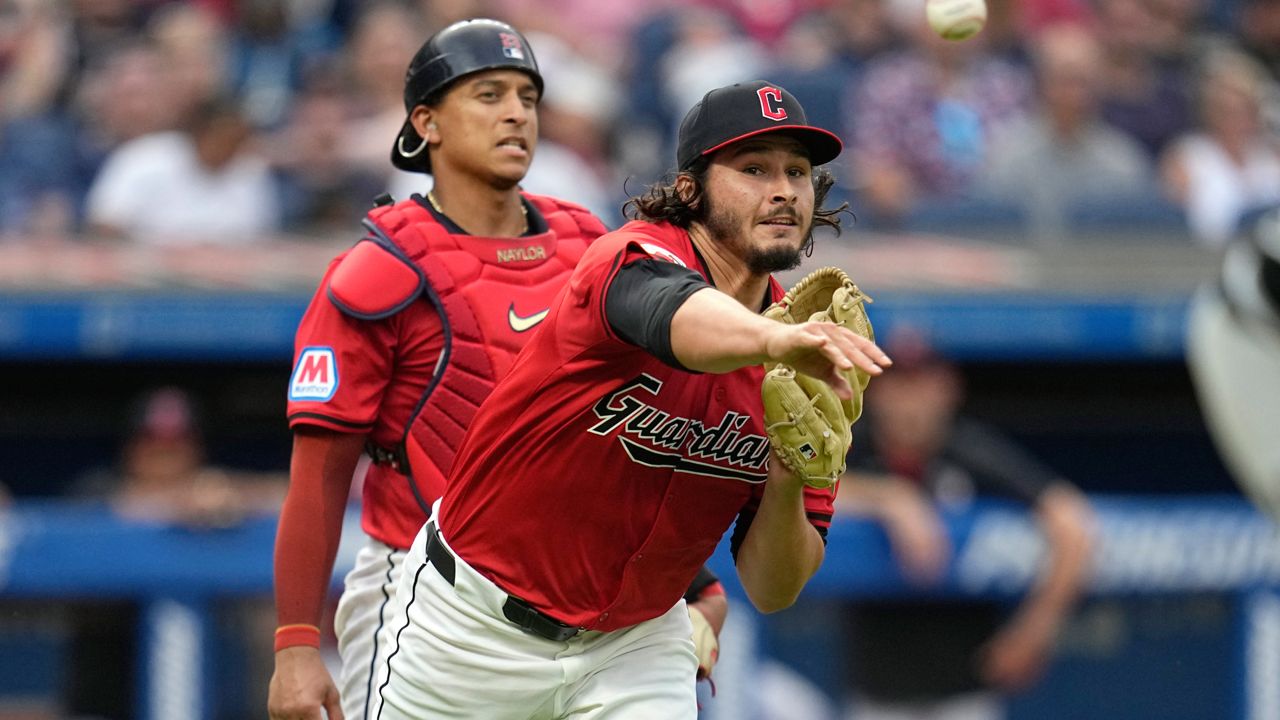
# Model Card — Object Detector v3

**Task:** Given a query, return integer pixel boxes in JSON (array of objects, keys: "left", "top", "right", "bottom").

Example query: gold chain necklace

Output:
[{"left": 426, "top": 191, "right": 528, "bottom": 235}]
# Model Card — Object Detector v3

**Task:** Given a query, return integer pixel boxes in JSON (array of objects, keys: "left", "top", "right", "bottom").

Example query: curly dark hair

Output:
[{"left": 622, "top": 158, "right": 849, "bottom": 255}]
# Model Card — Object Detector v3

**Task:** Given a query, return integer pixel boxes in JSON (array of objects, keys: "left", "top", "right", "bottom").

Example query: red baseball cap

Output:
[{"left": 675, "top": 80, "right": 843, "bottom": 171}]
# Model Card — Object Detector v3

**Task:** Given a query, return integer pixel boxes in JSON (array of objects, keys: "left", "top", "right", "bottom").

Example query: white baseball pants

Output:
[
  {"left": 334, "top": 538, "right": 408, "bottom": 720},
  {"left": 374, "top": 520, "right": 699, "bottom": 719}
]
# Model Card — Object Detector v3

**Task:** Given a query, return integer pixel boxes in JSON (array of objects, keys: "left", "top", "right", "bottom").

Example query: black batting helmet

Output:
[{"left": 391, "top": 18, "right": 544, "bottom": 174}]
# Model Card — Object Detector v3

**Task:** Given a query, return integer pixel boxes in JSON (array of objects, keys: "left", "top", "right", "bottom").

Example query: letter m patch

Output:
[{"left": 290, "top": 347, "right": 338, "bottom": 401}]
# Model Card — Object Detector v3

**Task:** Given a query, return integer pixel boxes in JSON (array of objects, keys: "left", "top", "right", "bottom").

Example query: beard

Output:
[{"left": 704, "top": 201, "right": 807, "bottom": 274}]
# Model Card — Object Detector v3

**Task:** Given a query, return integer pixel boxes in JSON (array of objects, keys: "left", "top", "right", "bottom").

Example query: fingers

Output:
[
  {"left": 838, "top": 330, "right": 892, "bottom": 375},
  {"left": 824, "top": 366, "right": 854, "bottom": 399},
  {"left": 325, "top": 692, "right": 346, "bottom": 720},
  {"left": 771, "top": 322, "right": 893, "bottom": 391},
  {"left": 811, "top": 323, "right": 891, "bottom": 378}
]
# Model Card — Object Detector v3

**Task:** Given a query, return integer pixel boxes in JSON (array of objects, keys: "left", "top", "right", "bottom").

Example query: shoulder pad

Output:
[{"left": 327, "top": 239, "right": 425, "bottom": 320}]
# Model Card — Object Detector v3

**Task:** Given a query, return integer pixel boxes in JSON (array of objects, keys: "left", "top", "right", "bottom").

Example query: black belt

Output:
[{"left": 424, "top": 523, "right": 581, "bottom": 642}]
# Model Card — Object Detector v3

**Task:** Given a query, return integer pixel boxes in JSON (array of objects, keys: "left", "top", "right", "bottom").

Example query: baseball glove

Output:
[{"left": 761, "top": 267, "right": 874, "bottom": 488}]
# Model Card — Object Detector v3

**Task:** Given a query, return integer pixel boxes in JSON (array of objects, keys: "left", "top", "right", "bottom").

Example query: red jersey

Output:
[
  {"left": 286, "top": 193, "right": 602, "bottom": 549},
  {"left": 439, "top": 221, "right": 836, "bottom": 631}
]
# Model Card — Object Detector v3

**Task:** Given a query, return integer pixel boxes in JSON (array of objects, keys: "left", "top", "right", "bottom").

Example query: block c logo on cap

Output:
[{"left": 757, "top": 87, "right": 787, "bottom": 121}]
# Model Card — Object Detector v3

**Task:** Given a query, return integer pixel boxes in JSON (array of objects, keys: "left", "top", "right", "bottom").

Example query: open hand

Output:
[{"left": 765, "top": 321, "right": 891, "bottom": 398}]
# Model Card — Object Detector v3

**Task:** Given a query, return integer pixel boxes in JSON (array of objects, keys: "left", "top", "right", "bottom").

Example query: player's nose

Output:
[{"left": 501, "top": 92, "right": 534, "bottom": 125}]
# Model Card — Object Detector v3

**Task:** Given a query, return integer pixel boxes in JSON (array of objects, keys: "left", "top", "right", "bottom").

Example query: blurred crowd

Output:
[{"left": 1, "top": 0, "right": 1279, "bottom": 247}]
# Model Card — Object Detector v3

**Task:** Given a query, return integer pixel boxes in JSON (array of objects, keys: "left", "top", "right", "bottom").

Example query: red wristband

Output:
[
  {"left": 274, "top": 623, "right": 321, "bottom": 652},
  {"left": 696, "top": 581, "right": 726, "bottom": 599}
]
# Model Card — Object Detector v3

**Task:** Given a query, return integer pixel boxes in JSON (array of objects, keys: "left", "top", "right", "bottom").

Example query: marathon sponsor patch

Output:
[
  {"left": 639, "top": 243, "right": 687, "bottom": 267},
  {"left": 290, "top": 347, "right": 338, "bottom": 401}
]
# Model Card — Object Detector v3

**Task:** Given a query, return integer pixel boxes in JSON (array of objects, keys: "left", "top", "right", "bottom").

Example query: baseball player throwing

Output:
[
  {"left": 375, "top": 80, "right": 891, "bottom": 718},
  {"left": 268, "top": 19, "right": 726, "bottom": 720}
]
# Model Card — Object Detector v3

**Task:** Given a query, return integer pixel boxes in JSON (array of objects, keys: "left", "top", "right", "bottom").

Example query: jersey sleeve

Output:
[
  {"left": 727, "top": 481, "right": 837, "bottom": 560},
  {"left": 563, "top": 225, "right": 697, "bottom": 346},
  {"left": 286, "top": 258, "right": 400, "bottom": 433},
  {"left": 604, "top": 259, "right": 709, "bottom": 369}
]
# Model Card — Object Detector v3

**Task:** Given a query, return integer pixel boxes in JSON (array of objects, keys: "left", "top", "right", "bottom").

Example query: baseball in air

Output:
[{"left": 926, "top": 0, "right": 987, "bottom": 40}]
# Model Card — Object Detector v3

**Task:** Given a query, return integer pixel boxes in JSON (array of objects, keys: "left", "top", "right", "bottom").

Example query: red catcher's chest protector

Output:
[{"left": 326, "top": 193, "right": 600, "bottom": 512}]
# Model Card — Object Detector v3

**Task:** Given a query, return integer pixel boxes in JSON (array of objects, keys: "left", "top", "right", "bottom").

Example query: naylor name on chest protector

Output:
[
  {"left": 588, "top": 374, "right": 770, "bottom": 483},
  {"left": 327, "top": 194, "right": 599, "bottom": 514}
]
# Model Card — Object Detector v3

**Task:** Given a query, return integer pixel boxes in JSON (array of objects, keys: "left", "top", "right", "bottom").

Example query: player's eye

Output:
[
  {"left": 787, "top": 167, "right": 808, "bottom": 178},
  {"left": 743, "top": 165, "right": 763, "bottom": 175}
]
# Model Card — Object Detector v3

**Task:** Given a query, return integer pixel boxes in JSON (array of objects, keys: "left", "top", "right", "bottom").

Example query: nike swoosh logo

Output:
[{"left": 508, "top": 304, "right": 550, "bottom": 332}]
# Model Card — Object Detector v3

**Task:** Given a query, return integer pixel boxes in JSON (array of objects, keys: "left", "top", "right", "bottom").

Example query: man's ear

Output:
[
  {"left": 675, "top": 173, "right": 699, "bottom": 208},
  {"left": 410, "top": 106, "right": 436, "bottom": 140}
]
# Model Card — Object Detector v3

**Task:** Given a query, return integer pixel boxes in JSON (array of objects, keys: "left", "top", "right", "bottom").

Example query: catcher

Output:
[{"left": 375, "top": 80, "right": 890, "bottom": 719}]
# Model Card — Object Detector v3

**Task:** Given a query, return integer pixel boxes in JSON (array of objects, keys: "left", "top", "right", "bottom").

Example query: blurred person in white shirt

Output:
[
  {"left": 1160, "top": 47, "right": 1280, "bottom": 246},
  {"left": 85, "top": 96, "right": 281, "bottom": 244}
]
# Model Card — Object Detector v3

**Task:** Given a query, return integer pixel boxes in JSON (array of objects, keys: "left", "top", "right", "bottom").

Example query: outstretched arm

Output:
[{"left": 670, "top": 287, "right": 888, "bottom": 392}]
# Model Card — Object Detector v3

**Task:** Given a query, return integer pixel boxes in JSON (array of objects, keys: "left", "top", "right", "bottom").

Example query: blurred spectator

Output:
[
  {"left": 85, "top": 95, "right": 281, "bottom": 244},
  {"left": 981, "top": 23, "right": 1153, "bottom": 242},
  {"left": 975, "top": 0, "right": 1035, "bottom": 63},
  {"left": 498, "top": 0, "right": 660, "bottom": 67},
  {"left": 615, "top": 9, "right": 682, "bottom": 183},
  {"left": 660, "top": 7, "right": 766, "bottom": 129},
  {"left": 1145, "top": 0, "right": 1206, "bottom": 62},
  {"left": 611, "top": 5, "right": 767, "bottom": 184},
  {"left": 1014, "top": 0, "right": 1094, "bottom": 37},
  {"left": 412, "top": 0, "right": 498, "bottom": 31},
  {"left": 1159, "top": 47, "right": 1280, "bottom": 246},
  {"left": 0, "top": 0, "right": 81, "bottom": 236},
  {"left": 272, "top": 74, "right": 387, "bottom": 235},
  {"left": 704, "top": 0, "right": 826, "bottom": 48},
  {"left": 0, "top": 0, "right": 72, "bottom": 122},
  {"left": 79, "top": 38, "right": 185, "bottom": 149},
  {"left": 520, "top": 31, "right": 622, "bottom": 223},
  {"left": 19, "top": 36, "right": 191, "bottom": 235},
  {"left": 837, "top": 330, "right": 1094, "bottom": 720},
  {"left": 149, "top": 1, "right": 231, "bottom": 121},
  {"left": 77, "top": 386, "right": 285, "bottom": 528},
  {"left": 68, "top": 0, "right": 151, "bottom": 76},
  {"left": 1236, "top": 0, "right": 1280, "bottom": 83},
  {"left": 826, "top": 0, "right": 903, "bottom": 68},
  {"left": 342, "top": 0, "right": 427, "bottom": 200},
  {"left": 846, "top": 0, "right": 1033, "bottom": 227},
  {"left": 765, "top": 10, "right": 868, "bottom": 153},
  {"left": 227, "top": 0, "right": 313, "bottom": 129},
  {"left": 64, "top": 385, "right": 287, "bottom": 718},
  {"left": 1093, "top": 0, "right": 1195, "bottom": 159}
]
